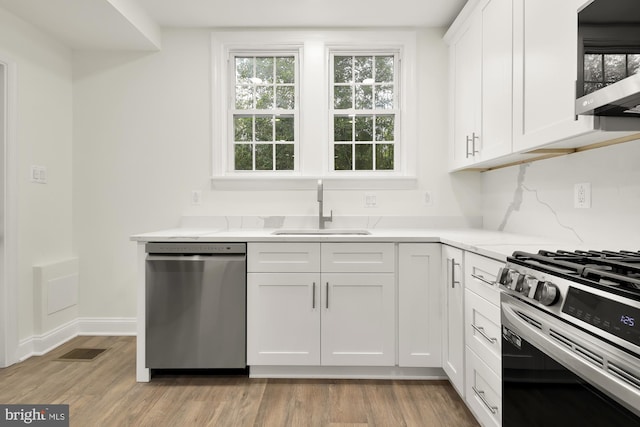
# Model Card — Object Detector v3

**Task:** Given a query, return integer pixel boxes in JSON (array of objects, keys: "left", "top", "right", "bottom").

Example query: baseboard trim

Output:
[
  {"left": 17, "top": 317, "right": 136, "bottom": 361},
  {"left": 77, "top": 317, "right": 136, "bottom": 336}
]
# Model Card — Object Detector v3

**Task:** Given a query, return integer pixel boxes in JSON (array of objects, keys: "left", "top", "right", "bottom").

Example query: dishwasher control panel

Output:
[{"left": 146, "top": 242, "right": 246, "bottom": 254}]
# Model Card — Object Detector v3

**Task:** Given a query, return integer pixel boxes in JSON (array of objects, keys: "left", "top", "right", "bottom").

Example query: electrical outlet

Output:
[
  {"left": 191, "top": 190, "right": 203, "bottom": 206},
  {"left": 424, "top": 191, "right": 434, "bottom": 206},
  {"left": 574, "top": 183, "right": 591, "bottom": 209},
  {"left": 365, "top": 193, "right": 377, "bottom": 208}
]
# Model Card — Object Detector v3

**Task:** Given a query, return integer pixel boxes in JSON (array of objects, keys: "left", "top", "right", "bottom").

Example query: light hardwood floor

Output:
[{"left": 0, "top": 336, "right": 479, "bottom": 426}]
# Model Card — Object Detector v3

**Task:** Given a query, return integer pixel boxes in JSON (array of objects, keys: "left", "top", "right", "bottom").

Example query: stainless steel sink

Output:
[{"left": 272, "top": 229, "right": 371, "bottom": 235}]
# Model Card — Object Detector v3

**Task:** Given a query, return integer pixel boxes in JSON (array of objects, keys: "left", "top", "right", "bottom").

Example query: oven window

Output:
[{"left": 502, "top": 330, "right": 639, "bottom": 426}]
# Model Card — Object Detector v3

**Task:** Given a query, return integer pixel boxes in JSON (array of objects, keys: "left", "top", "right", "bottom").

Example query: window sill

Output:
[{"left": 210, "top": 175, "right": 418, "bottom": 191}]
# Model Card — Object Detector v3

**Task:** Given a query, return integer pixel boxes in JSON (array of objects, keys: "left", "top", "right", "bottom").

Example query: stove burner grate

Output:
[{"left": 511, "top": 249, "right": 640, "bottom": 292}]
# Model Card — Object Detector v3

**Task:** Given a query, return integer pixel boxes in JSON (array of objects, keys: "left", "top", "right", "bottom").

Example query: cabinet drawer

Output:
[
  {"left": 465, "top": 289, "right": 501, "bottom": 375},
  {"left": 321, "top": 243, "right": 395, "bottom": 273},
  {"left": 464, "top": 252, "right": 503, "bottom": 306},
  {"left": 465, "top": 347, "right": 502, "bottom": 427},
  {"left": 248, "top": 243, "right": 321, "bottom": 272}
]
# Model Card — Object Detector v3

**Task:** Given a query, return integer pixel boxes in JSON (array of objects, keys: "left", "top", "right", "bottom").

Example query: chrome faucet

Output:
[{"left": 317, "top": 179, "right": 333, "bottom": 229}]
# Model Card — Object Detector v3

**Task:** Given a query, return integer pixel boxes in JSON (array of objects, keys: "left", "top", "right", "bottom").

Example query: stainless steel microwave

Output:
[{"left": 576, "top": 0, "right": 640, "bottom": 116}]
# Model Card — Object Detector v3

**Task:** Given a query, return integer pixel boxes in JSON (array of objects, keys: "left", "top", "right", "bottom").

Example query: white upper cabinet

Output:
[
  {"left": 447, "top": 0, "right": 513, "bottom": 170},
  {"left": 447, "top": 0, "right": 640, "bottom": 171},
  {"left": 451, "top": 11, "right": 482, "bottom": 169},
  {"left": 481, "top": 0, "right": 513, "bottom": 160},
  {"left": 512, "top": 0, "right": 596, "bottom": 151}
]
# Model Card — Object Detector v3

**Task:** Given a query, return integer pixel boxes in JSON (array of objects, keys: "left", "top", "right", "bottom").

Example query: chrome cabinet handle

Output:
[
  {"left": 472, "top": 386, "right": 498, "bottom": 414},
  {"left": 312, "top": 282, "right": 316, "bottom": 309},
  {"left": 451, "top": 258, "right": 460, "bottom": 288},
  {"left": 472, "top": 324, "right": 497, "bottom": 344},
  {"left": 471, "top": 273, "right": 496, "bottom": 287},
  {"left": 465, "top": 133, "right": 480, "bottom": 158},
  {"left": 325, "top": 282, "right": 329, "bottom": 309},
  {"left": 471, "top": 132, "right": 479, "bottom": 155}
]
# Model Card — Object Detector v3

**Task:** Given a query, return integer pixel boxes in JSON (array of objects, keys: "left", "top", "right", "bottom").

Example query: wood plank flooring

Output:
[{"left": 0, "top": 336, "right": 479, "bottom": 426}]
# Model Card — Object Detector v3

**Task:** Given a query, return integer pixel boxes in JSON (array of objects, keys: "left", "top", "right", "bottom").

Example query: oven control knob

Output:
[
  {"left": 508, "top": 271, "right": 521, "bottom": 291},
  {"left": 496, "top": 267, "right": 512, "bottom": 286},
  {"left": 520, "top": 275, "right": 538, "bottom": 296},
  {"left": 535, "top": 282, "right": 559, "bottom": 306}
]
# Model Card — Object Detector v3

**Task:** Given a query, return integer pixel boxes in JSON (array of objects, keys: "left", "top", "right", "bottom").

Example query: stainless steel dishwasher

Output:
[{"left": 145, "top": 242, "right": 246, "bottom": 370}]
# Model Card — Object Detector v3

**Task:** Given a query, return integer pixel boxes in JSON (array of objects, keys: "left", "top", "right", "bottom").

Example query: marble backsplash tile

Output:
[
  {"left": 482, "top": 139, "right": 640, "bottom": 249},
  {"left": 179, "top": 215, "right": 483, "bottom": 230}
]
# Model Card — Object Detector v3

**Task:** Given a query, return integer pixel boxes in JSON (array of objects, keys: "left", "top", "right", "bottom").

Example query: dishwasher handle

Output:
[{"left": 146, "top": 254, "right": 246, "bottom": 262}]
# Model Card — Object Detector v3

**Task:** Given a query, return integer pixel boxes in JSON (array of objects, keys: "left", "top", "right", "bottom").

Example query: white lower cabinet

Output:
[
  {"left": 321, "top": 273, "right": 395, "bottom": 366},
  {"left": 247, "top": 242, "right": 395, "bottom": 367},
  {"left": 442, "top": 245, "right": 465, "bottom": 395},
  {"left": 466, "top": 347, "right": 502, "bottom": 427},
  {"left": 398, "top": 243, "right": 442, "bottom": 367},
  {"left": 247, "top": 272, "right": 320, "bottom": 365},
  {"left": 464, "top": 252, "right": 504, "bottom": 426}
]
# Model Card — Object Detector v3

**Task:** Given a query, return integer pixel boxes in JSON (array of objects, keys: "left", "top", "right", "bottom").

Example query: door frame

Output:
[{"left": 1, "top": 56, "right": 19, "bottom": 368}]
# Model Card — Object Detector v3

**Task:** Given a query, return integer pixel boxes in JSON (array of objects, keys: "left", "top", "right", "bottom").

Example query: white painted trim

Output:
[
  {"left": 17, "top": 319, "right": 79, "bottom": 361},
  {"left": 16, "top": 317, "right": 137, "bottom": 362},
  {"left": 0, "top": 55, "right": 18, "bottom": 368},
  {"left": 136, "top": 243, "right": 150, "bottom": 382},
  {"left": 211, "top": 175, "right": 418, "bottom": 191},
  {"left": 249, "top": 365, "right": 446, "bottom": 380},
  {"left": 77, "top": 317, "right": 136, "bottom": 336},
  {"left": 210, "top": 30, "right": 419, "bottom": 184}
]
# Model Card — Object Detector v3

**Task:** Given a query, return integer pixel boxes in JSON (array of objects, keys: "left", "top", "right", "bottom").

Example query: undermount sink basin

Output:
[{"left": 272, "top": 229, "right": 371, "bottom": 235}]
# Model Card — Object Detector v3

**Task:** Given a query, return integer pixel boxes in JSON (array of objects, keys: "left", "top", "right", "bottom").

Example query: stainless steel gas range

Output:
[{"left": 496, "top": 250, "right": 640, "bottom": 426}]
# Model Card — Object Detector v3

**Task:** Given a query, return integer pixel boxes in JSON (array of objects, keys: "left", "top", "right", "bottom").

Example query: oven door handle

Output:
[{"left": 501, "top": 295, "right": 640, "bottom": 418}]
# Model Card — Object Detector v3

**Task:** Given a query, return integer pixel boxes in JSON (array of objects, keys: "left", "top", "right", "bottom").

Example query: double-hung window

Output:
[
  {"left": 330, "top": 53, "right": 398, "bottom": 171},
  {"left": 231, "top": 53, "right": 299, "bottom": 171},
  {"left": 212, "top": 31, "right": 417, "bottom": 185}
]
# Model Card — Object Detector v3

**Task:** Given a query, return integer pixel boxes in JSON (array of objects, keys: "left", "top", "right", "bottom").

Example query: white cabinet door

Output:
[
  {"left": 450, "top": 0, "right": 512, "bottom": 169},
  {"left": 442, "top": 245, "right": 465, "bottom": 396},
  {"left": 247, "top": 272, "right": 320, "bottom": 365},
  {"left": 479, "top": 0, "right": 513, "bottom": 161},
  {"left": 451, "top": 12, "right": 482, "bottom": 169},
  {"left": 513, "top": 0, "right": 597, "bottom": 151},
  {"left": 321, "top": 273, "right": 395, "bottom": 366},
  {"left": 398, "top": 243, "right": 442, "bottom": 367}
]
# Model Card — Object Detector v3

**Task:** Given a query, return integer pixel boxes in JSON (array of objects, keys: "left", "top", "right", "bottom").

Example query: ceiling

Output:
[
  {"left": 0, "top": 0, "right": 468, "bottom": 51},
  {"left": 136, "top": 0, "right": 468, "bottom": 28}
]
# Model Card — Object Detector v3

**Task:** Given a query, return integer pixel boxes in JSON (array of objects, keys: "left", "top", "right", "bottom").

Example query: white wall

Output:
[
  {"left": 482, "top": 139, "right": 640, "bottom": 248},
  {"left": 0, "top": 7, "right": 74, "bottom": 341},
  {"left": 73, "top": 28, "right": 482, "bottom": 319}
]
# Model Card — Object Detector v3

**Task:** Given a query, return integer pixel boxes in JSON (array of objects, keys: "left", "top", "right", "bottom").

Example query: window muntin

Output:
[
  {"left": 330, "top": 53, "right": 399, "bottom": 172},
  {"left": 231, "top": 54, "right": 298, "bottom": 171}
]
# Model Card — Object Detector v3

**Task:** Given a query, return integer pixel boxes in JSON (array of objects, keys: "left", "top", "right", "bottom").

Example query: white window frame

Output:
[
  {"left": 328, "top": 50, "right": 401, "bottom": 173},
  {"left": 211, "top": 31, "right": 418, "bottom": 190},
  {"left": 228, "top": 51, "right": 300, "bottom": 173}
]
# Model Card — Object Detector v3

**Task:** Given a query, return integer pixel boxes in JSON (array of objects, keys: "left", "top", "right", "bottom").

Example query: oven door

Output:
[{"left": 501, "top": 293, "right": 640, "bottom": 426}]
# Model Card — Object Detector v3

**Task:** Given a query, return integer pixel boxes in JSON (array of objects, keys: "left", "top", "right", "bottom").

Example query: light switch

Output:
[{"left": 30, "top": 165, "right": 47, "bottom": 184}]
